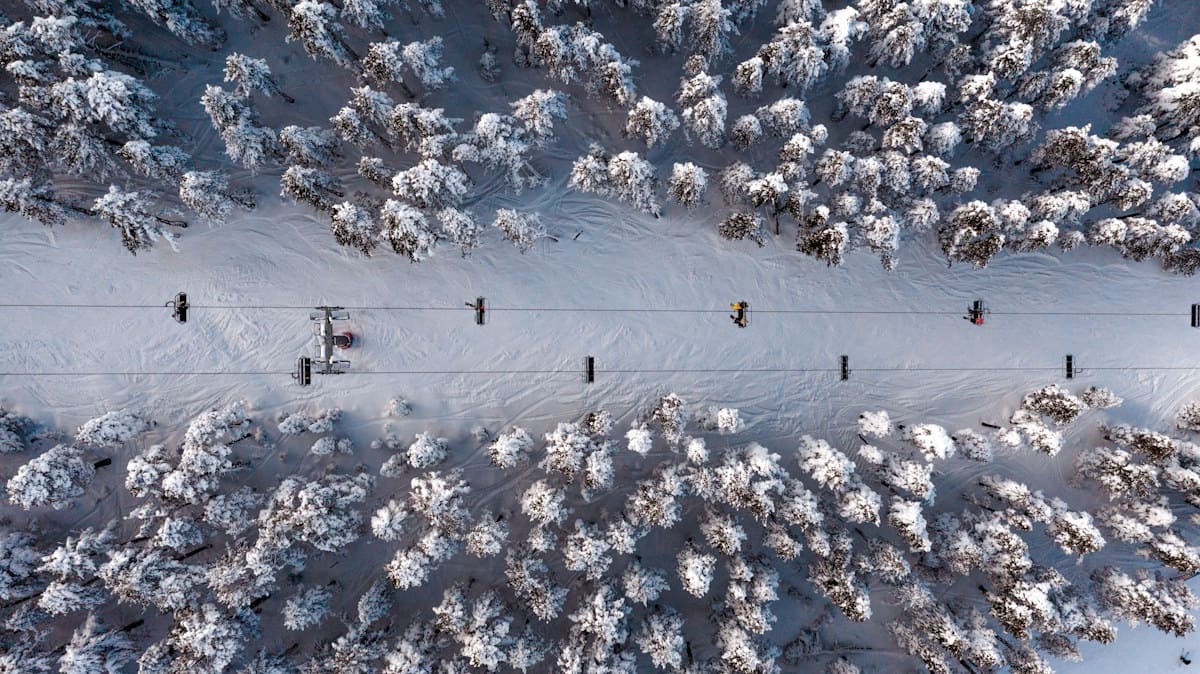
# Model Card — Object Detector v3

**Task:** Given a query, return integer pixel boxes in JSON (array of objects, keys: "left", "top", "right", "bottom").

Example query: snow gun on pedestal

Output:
[
  {"left": 965, "top": 299, "right": 988, "bottom": 326},
  {"left": 294, "top": 306, "right": 353, "bottom": 386}
]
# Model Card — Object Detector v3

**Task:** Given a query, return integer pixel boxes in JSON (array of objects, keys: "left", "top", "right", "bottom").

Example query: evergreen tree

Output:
[
  {"left": 288, "top": 0, "right": 356, "bottom": 69},
  {"left": 224, "top": 53, "right": 290, "bottom": 100},
  {"left": 391, "top": 159, "right": 470, "bottom": 209},
  {"left": 92, "top": 185, "right": 177, "bottom": 254},
  {"left": 511, "top": 89, "right": 568, "bottom": 145},
  {"left": 678, "top": 71, "right": 727, "bottom": 148},
  {"left": 493, "top": 208, "right": 545, "bottom": 253},
  {"left": 283, "top": 585, "right": 332, "bottom": 631},
  {"left": 625, "top": 97, "right": 680, "bottom": 148},
  {"left": 667, "top": 162, "right": 708, "bottom": 208},
  {"left": 331, "top": 201, "right": 380, "bottom": 255},
  {"left": 75, "top": 408, "right": 149, "bottom": 448},
  {"left": 0, "top": 177, "right": 69, "bottom": 228},
  {"left": 180, "top": 170, "right": 253, "bottom": 223},
  {"left": 280, "top": 125, "right": 340, "bottom": 167},
  {"left": 364, "top": 38, "right": 455, "bottom": 91},
  {"left": 281, "top": 166, "right": 344, "bottom": 211},
  {"left": 119, "top": 140, "right": 190, "bottom": 180},
  {"left": 59, "top": 614, "right": 136, "bottom": 674},
  {"left": 7, "top": 444, "right": 96, "bottom": 509}
]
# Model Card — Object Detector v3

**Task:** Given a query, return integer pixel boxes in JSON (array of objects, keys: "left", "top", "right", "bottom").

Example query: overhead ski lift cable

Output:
[
  {"left": 0, "top": 302, "right": 1188, "bottom": 317},
  {"left": 2, "top": 365, "right": 1200, "bottom": 377},
  {"left": 1, "top": 298, "right": 1195, "bottom": 380}
]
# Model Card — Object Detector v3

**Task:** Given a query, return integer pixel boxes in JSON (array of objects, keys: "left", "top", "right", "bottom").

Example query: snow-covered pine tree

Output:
[
  {"left": 667, "top": 162, "right": 708, "bottom": 208},
  {"left": 719, "top": 211, "right": 767, "bottom": 246},
  {"left": 636, "top": 605, "right": 685, "bottom": 670},
  {"left": 625, "top": 97, "right": 680, "bottom": 148},
  {"left": 0, "top": 177, "right": 69, "bottom": 228},
  {"left": 92, "top": 186, "right": 177, "bottom": 254},
  {"left": 563, "top": 519, "right": 613, "bottom": 580},
  {"left": 331, "top": 201, "right": 380, "bottom": 255},
  {"left": 404, "top": 431, "right": 448, "bottom": 469},
  {"left": 391, "top": 159, "right": 470, "bottom": 209},
  {"left": 179, "top": 171, "right": 253, "bottom": 223},
  {"left": 224, "top": 53, "right": 291, "bottom": 101},
  {"left": 466, "top": 511, "right": 509, "bottom": 557},
  {"left": 364, "top": 38, "right": 455, "bottom": 92},
  {"left": 75, "top": 408, "right": 149, "bottom": 448},
  {"left": 457, "top": 112, "right": 541, "bottom": 191},
  {"left": 753, "top": 19, "right": 833, "bottom": 92},
  {"left": 283, "top": 585, "right": 332, "bottom": 631},
  {"left": 8, "top": 444, "right": 96, "bottom": 509},
  {"left": 340, "top": 0, "right": 396, "bottom": 30},
  {"left": 622, "top": 560, "right": 669, "bottom": 606},
  {"left": 119, "top": 140, "right": 190, "bottom": 181},
  {"left": 607, "top": 151, "right": 660, "bottom": 216},
  {"left": 288, "top": 0, "right": 356, "bottom": 69},
  {"left": 99, "top": 543, "right": 206, "bottom": 611},
  {"left": 280, "top": 125, "right": 340, "bottom": 167},
  {"left": 259, "top": 473, "right": 373, "bottom": 553},
  {"left": 1091, "top": 566, "right": 1197, "bottom": 636},
  {"left": 489, "top": 427, "right": 534, "bottom": 469},
  {"left": 281, "top": 166, "right": 344, "bottom": 211},
  {"left": 377, "top": 199, "right": 439, "bottom": 261},
  {"left": 678, "top": 71, "right": 727, "bottom": 148},
  {"left": 0, "top": 407, "right": 30, "bottom": 454},
  {"left": 511, "top": 89, "right": 567, "bottom": 146},
  {"left": 677, "top": 541, "right": 716, "bottom": 598},
  {"left": 57, "top": 613, "right": 135, "bottom": 673},
  {"left": 433, "top": 208, "right": 480, "bottom": 257},
  {"left": 492, "top": 208, "right": 545, "bottom": 253},
  {"left": 200, "top": 85, "right": 282, "bottom": 172}
]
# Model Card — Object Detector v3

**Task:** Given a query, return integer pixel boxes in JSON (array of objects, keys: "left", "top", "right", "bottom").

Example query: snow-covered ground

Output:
[
  {"left": 4, "top": 0, "right": 1200, "bottom": 670},
  {"left": 4, "top": 195, "right": 1198, "bottom": 455}
]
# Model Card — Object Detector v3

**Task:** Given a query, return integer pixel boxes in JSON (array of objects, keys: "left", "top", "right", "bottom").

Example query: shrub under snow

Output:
[
  {"left": 626, "top": 425, "right": 653, "bottom": 455},
  {"left": 858, "top": 410, "right": 892, "bottom": 438}
]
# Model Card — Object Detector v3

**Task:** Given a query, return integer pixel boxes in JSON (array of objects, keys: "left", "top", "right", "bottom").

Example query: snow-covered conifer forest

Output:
[
  {"left": 3, "top": 0, "right": 1200, "bottom": 671},
  {"left": 0, "top": 0, "right": 1197, "bottom": 268},
  {"left": 2, "top": 388, "right": 1200, "bottom": 674}
]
